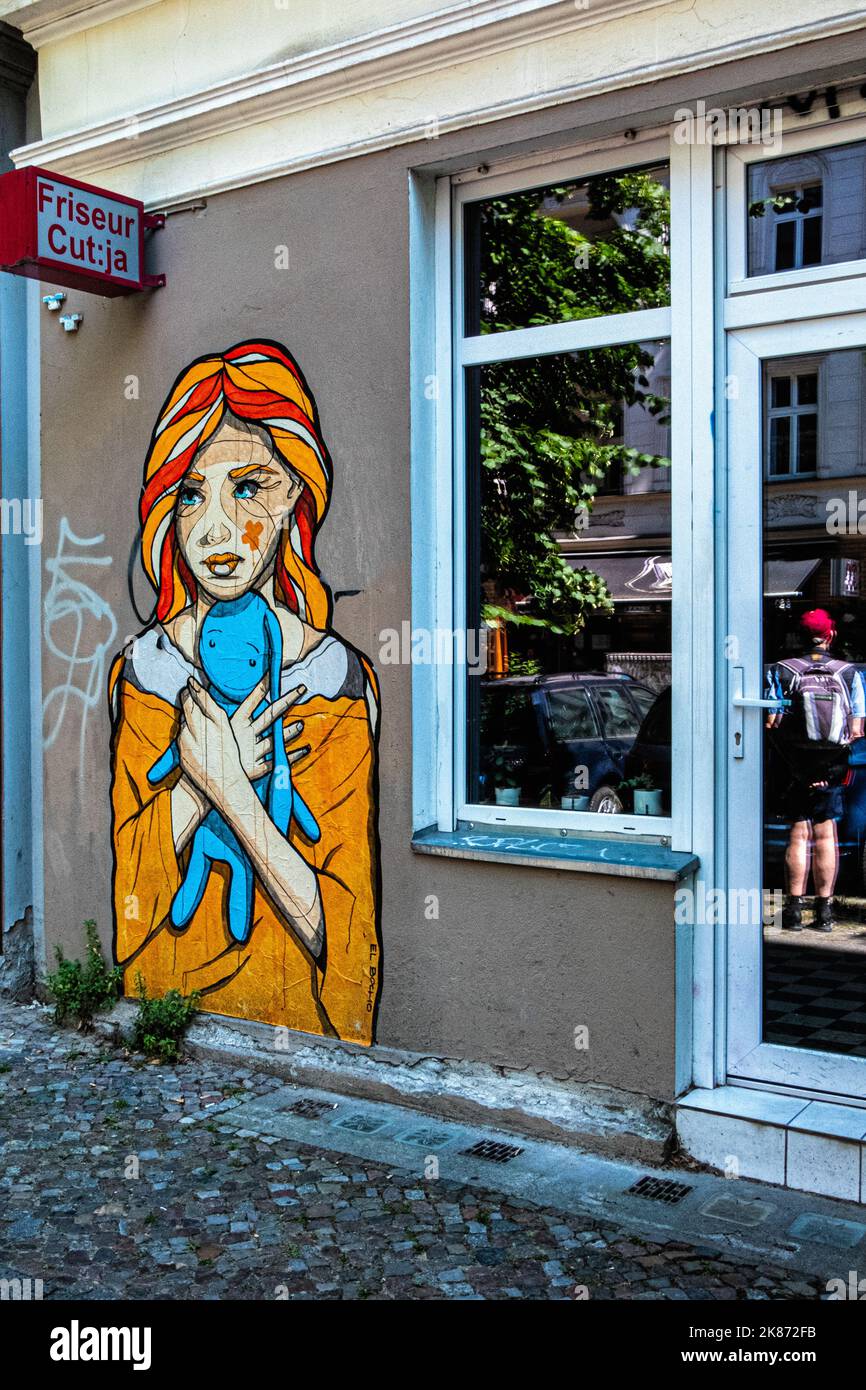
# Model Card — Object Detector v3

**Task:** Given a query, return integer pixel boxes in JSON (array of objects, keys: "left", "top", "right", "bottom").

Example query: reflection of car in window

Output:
[
  {"left": 478, "top": 672, "right": 655, "bottom": 810},
  {"left": 623, "top": 685, "right": 672, "bottom": 814}
]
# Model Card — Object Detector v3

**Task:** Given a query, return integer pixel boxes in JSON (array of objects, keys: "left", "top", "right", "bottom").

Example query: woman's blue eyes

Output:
[{"left": 177, "top": 479, "right": 260, "bottom": 506}]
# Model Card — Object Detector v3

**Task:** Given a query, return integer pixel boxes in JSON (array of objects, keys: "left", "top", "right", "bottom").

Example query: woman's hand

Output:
[
  {"left": 177, "top": 679, "right": 248, "bottom": 813},
  {"left": 229, "top": 679, "right": 310, "bottom": 781}
]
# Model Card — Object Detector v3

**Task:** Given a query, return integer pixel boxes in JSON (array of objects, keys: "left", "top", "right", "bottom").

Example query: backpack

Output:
[{"left": 777, "top": 656, "right": 854, "bottom": 748}]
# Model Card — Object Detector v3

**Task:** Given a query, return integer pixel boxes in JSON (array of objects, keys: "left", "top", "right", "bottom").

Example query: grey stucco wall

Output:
[{"left": 36, "top": 137, "right": 680, "bottom": 1099}]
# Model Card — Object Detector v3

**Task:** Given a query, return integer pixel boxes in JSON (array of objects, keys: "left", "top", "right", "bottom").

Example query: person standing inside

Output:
[{"left": 766, "top": 608, "right": 865, "bottom": 933}]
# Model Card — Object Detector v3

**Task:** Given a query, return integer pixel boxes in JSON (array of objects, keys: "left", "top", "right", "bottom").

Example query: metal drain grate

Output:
[
  {"left": 461, "top": 1139, "right": 524, "bottom": 1164},
  {"left": 626, "top": 1175, "right": 693, "bottom": 1205},
  {"left": 286, "top": 1098, "right": 336, "bottom": 1120}
]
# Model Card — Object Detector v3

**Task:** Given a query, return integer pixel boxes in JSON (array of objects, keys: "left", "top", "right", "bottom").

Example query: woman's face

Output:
[{"left": 174, "top": 417, "right": 301, "bottom": 602}]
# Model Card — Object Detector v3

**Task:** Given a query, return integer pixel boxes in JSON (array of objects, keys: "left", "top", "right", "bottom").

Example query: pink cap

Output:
[{"left": 800, "top": 608, "right": 835, "bottom": 642}]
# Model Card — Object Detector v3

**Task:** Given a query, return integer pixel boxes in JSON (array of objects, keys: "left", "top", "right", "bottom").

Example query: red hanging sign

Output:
[{"left": 0, "top": 166, "right": 164, "bottom": 296}]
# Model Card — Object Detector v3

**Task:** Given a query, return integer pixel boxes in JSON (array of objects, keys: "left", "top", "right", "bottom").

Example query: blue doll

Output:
[{"left": 147, "top": 590, "right": 320, "bottom": 944}]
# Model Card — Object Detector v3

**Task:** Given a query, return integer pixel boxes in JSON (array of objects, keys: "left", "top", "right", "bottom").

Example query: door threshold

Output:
[
  {"left": 677, "top": 1085, "right": 866, "bottom": 1203},
  {"left": 730, "top": 1077, "right": 866, "bottom": 1111}
]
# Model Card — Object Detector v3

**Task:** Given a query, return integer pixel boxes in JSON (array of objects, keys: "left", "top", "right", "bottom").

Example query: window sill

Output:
[{"left": 411, "top": 827, "right": 698, "bottom": 882}]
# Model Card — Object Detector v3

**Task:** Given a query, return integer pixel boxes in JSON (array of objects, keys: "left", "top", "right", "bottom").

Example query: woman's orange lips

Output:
[{"left": 204, "top": 552, "right": 242, "bottom": 575}]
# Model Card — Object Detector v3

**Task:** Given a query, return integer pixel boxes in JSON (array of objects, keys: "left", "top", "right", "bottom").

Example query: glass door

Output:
[{"left": 726, "top": 315, "right": 866, "bottom": 1099}]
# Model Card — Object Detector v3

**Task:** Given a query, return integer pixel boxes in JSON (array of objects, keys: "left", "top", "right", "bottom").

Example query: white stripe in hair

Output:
[
  {"left": 164, "top": 397, "right": 223, "bottom": 468},
  {"left": 150, "top": 507, "right": 174, "bottom": 584},
  {"left": 263, "top": 417, "right": 325, "bottom": 467},
  {"left": 156, "top": 380, "right": 200, "bottom": 437},
  {"left": 231, "top": 353, "right": 270, "bottom": 364}
]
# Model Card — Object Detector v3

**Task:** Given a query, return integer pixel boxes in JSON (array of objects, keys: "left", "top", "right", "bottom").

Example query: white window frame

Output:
[
  {"left": 412, "top": 128, "right": 714, "bottom": 855},
  {"left": 727, "top": 122, "right": 866, "bottom": 299},
  {"left": 719, "top": 114, "right": 866, "bottom": 1103}
]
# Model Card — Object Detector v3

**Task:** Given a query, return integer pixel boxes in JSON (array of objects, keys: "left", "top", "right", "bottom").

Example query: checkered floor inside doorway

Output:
[{"left": 764, "top": 936, "right": 866, "bottom": 1056}]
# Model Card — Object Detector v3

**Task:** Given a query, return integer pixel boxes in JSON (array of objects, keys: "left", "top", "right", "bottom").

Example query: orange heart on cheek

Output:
[{"left": 241, "top": 520, "right": 264, "bottom": 551}]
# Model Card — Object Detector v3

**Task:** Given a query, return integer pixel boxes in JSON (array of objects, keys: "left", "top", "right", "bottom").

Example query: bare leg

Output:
[
  {"left": 785, "top": 820, "right": 812, "bottom": 897},
  {"left": 812, "top": 818, "right": 839, "bottom": 898}
]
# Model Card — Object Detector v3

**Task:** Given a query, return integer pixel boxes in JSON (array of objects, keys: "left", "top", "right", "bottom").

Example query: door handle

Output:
[
  {"left": 732, "top": 695, "right": 789, "bottom": 709},
  {"left": 730, "top": 666, "right": 788, "bottom": 759}
]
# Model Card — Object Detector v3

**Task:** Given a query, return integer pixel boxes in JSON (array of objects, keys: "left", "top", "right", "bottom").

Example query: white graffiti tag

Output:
[{"left": 43, "top": 519, "right": 117, "bottom": 779}]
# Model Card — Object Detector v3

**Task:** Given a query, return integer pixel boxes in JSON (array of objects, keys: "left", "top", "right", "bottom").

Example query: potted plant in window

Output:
[
  {"left": 619, "top": 771, "right": 663, "bottom": 816},
  {"left": 490, "top": 748, "right": 524, "bottom": 806},
  {"left": 561, "top": 772, "right": 591, "bottom": 811}
]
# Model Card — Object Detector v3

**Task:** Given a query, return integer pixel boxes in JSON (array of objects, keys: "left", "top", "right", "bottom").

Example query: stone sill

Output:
[{"left": 411, "top": 827, "right": 698, "bottom": 882}]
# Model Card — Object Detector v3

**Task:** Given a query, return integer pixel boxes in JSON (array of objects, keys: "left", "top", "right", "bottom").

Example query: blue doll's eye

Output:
[
  {"left": 249, "top": 658, "right": 255, "bottom": 667},
  {"left": 209, "top": 640, "right": 215, "bottom": 648}
]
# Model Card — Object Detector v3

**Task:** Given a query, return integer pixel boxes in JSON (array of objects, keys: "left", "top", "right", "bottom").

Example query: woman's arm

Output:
[
  {"left": 170, "top": 776, "right": 209, "bottom": 853},
  {"left": 170, "top": 676, "right": 307, "bottom": 854},
  {"left": 219, "top": 781, "right": 323, "bottom": 957},
  {"left": 176, "top": 680, "right": 323, "bottom": 958}
]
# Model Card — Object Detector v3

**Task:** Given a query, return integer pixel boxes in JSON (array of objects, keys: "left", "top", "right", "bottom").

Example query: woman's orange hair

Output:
[{"left": 140, "top": 341, "right": 332, "bottom": 628}]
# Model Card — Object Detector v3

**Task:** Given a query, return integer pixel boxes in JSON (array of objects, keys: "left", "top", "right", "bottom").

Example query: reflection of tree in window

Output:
[{"left": 469, "top": 167, "right": 672, "bottom": 642}]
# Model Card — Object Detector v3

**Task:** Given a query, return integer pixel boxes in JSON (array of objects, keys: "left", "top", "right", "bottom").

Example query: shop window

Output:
[
  {"left": 463, "top": 162, "right": 670, "bottom": 335},
  {"left": 465, "top": 331, "right": 672, "bottom": 817},
  {"left": 420, "top": 146, "right": 678, "bottom": 834}
]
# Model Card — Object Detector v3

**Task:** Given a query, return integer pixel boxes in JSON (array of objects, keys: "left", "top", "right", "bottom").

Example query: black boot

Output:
[
  {"left": 814, "top": 897, "right": 834, "bottom": 933},
  {"left": 782, "top": 896, "right": 804, "bottom": 931}
]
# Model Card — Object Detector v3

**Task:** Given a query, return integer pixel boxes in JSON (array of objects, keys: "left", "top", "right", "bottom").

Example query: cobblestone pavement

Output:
[{"left": 0, "top": 1001, "right": 827, "bottom": 1301}]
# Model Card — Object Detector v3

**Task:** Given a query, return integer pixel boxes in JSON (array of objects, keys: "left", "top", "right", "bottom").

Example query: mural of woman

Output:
[{"left": 109, "top": 341, "right": 381, "bottom": 1042}]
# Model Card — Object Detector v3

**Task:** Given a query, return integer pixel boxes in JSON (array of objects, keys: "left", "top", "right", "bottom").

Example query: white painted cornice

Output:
[
  {"left": 8, "top": 0, "right": 866, "bottom": 208},
  {"left": 0, "top": 0, "right": 161, "bottom": 47},
  {"left": 10, "top": 0, "right": 672, "bottom": 169}
]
